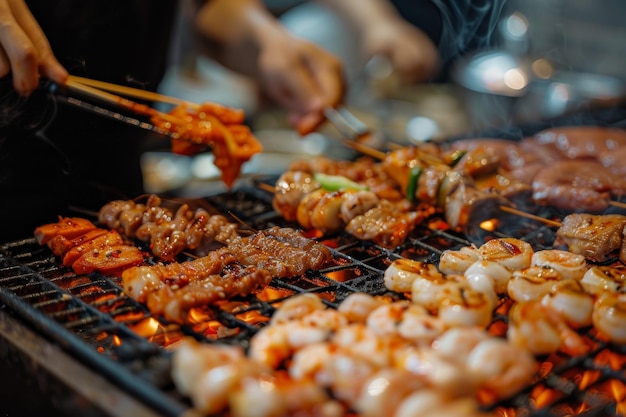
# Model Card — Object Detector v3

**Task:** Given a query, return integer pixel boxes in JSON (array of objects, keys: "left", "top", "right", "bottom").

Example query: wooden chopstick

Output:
[
  {"left": 64, "top": 78, "right": 184, "bottom": 124},
  {"left": 67, "top": 75, "right": 199, "bottom": 108}
]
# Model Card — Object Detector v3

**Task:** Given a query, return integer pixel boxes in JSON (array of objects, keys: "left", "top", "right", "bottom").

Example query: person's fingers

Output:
[
  {"left": 305, "top": 48, "right": 345, "bottom": 109},
  {"left": 9, "top": 0, "right": 67, "bottom": 84},
  {"left": 10, "top": 0, "right": 66, "bottom": 83},
  {"left": 0, "top": 0, "right": 67, "bottom": 94},
  {"left": 263, "top": 56, "right": 321, "bottom": 113},
  {"left": 0, "top": 46, "right": 10, "bottom": 79},
  {"left": 294, "top": 112, "right": 325, "bottom": 136},
  {"left": 0, "top": 2, "right": 38, "bottom": 93}
]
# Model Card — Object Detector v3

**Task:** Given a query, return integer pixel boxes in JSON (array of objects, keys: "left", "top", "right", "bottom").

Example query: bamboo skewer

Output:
[
  {"left": 64, "top": 78, "right": 184, "bottom": 124},
  {"left": 67, "top": 75, "right": 198, "bottom": 108},
  {"left": 608, "top": 200, "right": 626, "bottom": 210},
  {"left": 340, "top": 139, "right": 388, "bottom": 160},
  {"left": 499, "top": 205, "right": 562, "bottom": 228}
]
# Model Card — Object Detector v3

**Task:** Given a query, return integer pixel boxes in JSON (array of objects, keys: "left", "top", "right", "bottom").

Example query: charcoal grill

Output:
[{"left": 2, "top": 107, "right": 626, "bottom": 417}]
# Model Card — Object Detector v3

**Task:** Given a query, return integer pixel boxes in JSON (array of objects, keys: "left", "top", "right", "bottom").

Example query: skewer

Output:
[
  {"left": 340, "top": 138, "right": 388, "bottom": 160},
  {"left": 499, "top": 205, "right": 562, "bottom": 228},
  {"left": 67, "top": 75, "right": 199, "bottom": 108},
  {"left": 64, "top": 78, "right": 184, "bottom": 124},
  {"left": 258, "top": 182, "right": 276, "bottom": 194},
  {"left": 608, "top": 200, "right": 626, "bottom": 210}
]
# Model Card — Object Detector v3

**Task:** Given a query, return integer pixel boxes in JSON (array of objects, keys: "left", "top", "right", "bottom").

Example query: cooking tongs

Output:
[
  {"left": 323, "top": 106, "right": 387, "bottom": 159},
  {"left": 323, "top": 106, "right": 371, "bottom": 142}
]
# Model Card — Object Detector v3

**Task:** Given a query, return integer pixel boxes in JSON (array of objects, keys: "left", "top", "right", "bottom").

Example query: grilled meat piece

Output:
[
  {"left": 534, "top": 126, "right": 626, "bottom": 160},
  {"left": 345, "top": 200, "right": 425, "bottom": 248},
  {"left": 532, "top": 160, "right": 626, "bottom": 212},
  {"left": 72, "top": 244, "right": 144, "bottom": 276},
  {"left": 555, "top": 213, "right": 626, "bottom": 262},
  {"left": 440, "top": 171, "right": 513, "bottom": 232},
  {"left": 145, "top": 263, "right": 272, "bottom": 323},
  {"left": 228, "top": 227, "right": 333, "bottom": 277},
  {"left": 273, "top": 170, "right": 321, "bottom": 222},
  {"left": 34, "top": 216, "right": 97, "bottom": 245}
]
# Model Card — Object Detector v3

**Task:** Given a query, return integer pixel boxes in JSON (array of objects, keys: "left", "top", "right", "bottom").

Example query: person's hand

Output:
[
  {"left": 195, "top": 0, "right": 345, "bottom": 136},
  {"left": 0, "top": 0, "right": 67, "bottom": 95},
  {"left": 360, "top": 19, "right": 440, "bottom": 84},
  {"left": 256, "top": 32, "right": 345, "bottom": 136}
]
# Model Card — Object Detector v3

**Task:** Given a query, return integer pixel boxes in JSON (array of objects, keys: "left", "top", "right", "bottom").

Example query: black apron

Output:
[{"left": 0, "top": 0, "right": 178, "bottom": 241}]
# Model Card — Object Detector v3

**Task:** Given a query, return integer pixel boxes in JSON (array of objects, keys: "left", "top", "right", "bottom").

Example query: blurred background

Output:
[{"left": 145, "top": 0, "right": 626, "bottom": 196}]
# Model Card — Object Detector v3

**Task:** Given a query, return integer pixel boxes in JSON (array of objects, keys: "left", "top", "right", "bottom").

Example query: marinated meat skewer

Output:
[
  {"left": 98, "top": 194, "right": 240, "bottom": 261},
  {"left": 121, "top": 226, "right": 333, "bottom": 322}
]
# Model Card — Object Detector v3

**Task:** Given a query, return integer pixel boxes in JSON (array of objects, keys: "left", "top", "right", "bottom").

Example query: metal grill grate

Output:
[{"left": 2, "top": 183, "right": 626, "bottom": 416}]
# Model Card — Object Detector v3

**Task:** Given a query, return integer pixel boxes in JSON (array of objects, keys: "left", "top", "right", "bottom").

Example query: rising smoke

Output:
[{"left": 432, "top": 0, "right": 510, "bottom": 65}]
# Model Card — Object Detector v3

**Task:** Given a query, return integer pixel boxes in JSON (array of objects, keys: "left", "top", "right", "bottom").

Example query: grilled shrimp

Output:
[
  {"left": 466, "top": 338, "right": 537, "bottom": 400},
  {"left": 457, "top": 269, "right": 498, "bottom": 309},
  {"left": 531, "top": 249, "right": 587, "bottom": 281},
  {"left": 541, "top": 280, "right": 594, "bottom": 328},
  {"left": 289, "top": 342, "right": 334, "bottom": 380},
  {"left": 366, "top": 301, "right": 445, "bottom": 345},
  {"left": 229, "top": 374, "right": 341, "bottom": 417},
  {"left": 437, "top": 279, "right": 494, "bottom": 328},
  {"left": 249, "top": 312, "right": 345, "bottom": 369},
  {"left": 321, "top": 353, "right": 379, "bottom": 405},
  {"left": 171, "top": 338, "right": 246, "bottom": 398},
  {"left": 507, "top": 266, "right": 563, "bottom": 303},
  {"left": 431, "top": 326, "right": 491, "bottom": 358},
  {"left": 464, "top": 259, "right": 512, "bottom": 295},
  {"left": 332, "top": 323, "right": 399, "bottom": 369},
  {"left": 410, "top": 269, "right": 451, "bottom": 312},
  {"left": 384, "top": 259, "right": 443, "bottom": 294},
  {"left": 395, "top": 391, "right": 488, "bottom": 417},
  {"left": 508, "top": 300, "right": 589, "bottom": 356},
  {"left": 581, "top": 266, "right": 624, "bottom": 296},
  {"left": 478, "top": 237, "right": 534, "bottom": 271},
  {"left": 592, "top": 290, "right": 626, "bottom": 344},
  {"left": 270, "top": 292, "right": 325, "bottom": 324},
  {"left": 337, "top": 292, "right": 386, "bottom": 323},
  {"left": 394, "top": 346, "right": 479, "bottom": 397},
  {"left": 438, "top": 245, "right": 480, "bottom": 275},
  {"left": 353, "top": 368, "right": 426, "bottom": 417}
]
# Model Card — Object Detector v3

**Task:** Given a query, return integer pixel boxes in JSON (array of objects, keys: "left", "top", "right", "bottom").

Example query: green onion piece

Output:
[
  {"left": 314, "top": 173, "right": 368, "bottom": 191},
  {"left": 448, "top": 150, "right": 467, "bottom": 167},
  {"left": 406, "top": 166, "right": 422, "bottom": 203}
]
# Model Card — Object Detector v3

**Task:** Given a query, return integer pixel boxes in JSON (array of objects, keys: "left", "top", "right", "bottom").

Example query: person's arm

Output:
[
  {"left": 0, "top": 0, "right": 67, "bottom": 95},
  {"left": 194, "top": 0, "right": 345, "bottom": 135},
  {"left": 317, "top": 0, "right": 440, "bottom": 84}
]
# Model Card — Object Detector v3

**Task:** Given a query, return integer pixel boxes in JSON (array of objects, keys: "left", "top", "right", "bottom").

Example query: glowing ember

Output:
[
  {"left": 187, "top": 308, "right": 215, "bottom": 324},
  {"left": 480, "top": 218, "right": 498, "bottom": 231},
  {"left": 611, "top": 380, "right": 626, "bottom": 415},
  {"left": 129, "top": 317, "right": 161, "bottom": 337},
  {"left": 235, "top": 310, "right": 270, "bottom": 326},
  {"left": 326, "top": 268, "right": 361, "bottom": 282},
  {"left": 531, "top": 384, "right": 562, "bottom": 409},
  {"left": 255, "top": 287, "right": 294, "bottom": 301}
]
